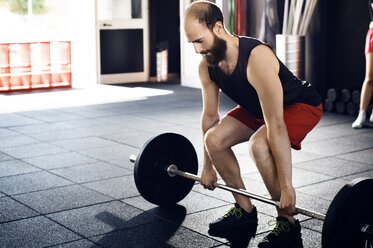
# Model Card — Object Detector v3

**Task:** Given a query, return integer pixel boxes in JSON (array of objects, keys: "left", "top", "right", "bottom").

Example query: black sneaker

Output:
[
  {"left": 208, "top": 203, "right": 258, "bottom": 244},
  {"left": 258, "top": 216, "right": 303, "bottom": 248}
]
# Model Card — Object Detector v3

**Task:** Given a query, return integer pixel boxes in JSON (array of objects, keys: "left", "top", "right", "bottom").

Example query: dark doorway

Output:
[{"left": 149, "top": 0, "right": 180, "bottom": 81}]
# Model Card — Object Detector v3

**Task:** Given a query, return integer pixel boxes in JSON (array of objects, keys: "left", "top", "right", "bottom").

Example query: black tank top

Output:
[{"left": 208, "top": 36, "right": 321, "bottom": 119}]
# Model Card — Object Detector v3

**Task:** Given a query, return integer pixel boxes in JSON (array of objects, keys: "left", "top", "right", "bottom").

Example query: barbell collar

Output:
[{"left": 130, "top": 154, "right": 136, "bottom": 163}]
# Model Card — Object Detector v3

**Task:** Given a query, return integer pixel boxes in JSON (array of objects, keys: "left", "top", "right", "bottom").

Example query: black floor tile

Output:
[
  {"left": 1, "top": 143, "right": 68, "bottom": 159},
  {"left": 0, "top": 171, "right": 73, "bottom": 195},
  {"left": 0, "top": 152, "right": 14, "bottom": 162},
  {"left": 302, "top": 132, "right": 373, "bottom": 156},
  {"left": 123, "top": 190, "right": 229, "bottom": 216},
  {"left": 101, "top": 114, "right": 175, "bottom": 133},
  {"left": 27, "top": 128, "right": 94, "bottom": 142},
  {"left": 52, "top": 136, "right": 120, "bottom": 151},
  {"left": 297, "top": 178, "right": 351, "bottom": 201},
  {"left": 291, "top": 150, "right": 327, "bottom": 164},
  {"left": 0, "top": 113, "right": 43, "bottom": 127},
  {"left": 48, "top": 239, "right": 101, "bottom": 248},
  {"left": 101, "top": 128, "right": 156, "bottom": 148},
  {"left": 243, "top": 167, "right": 332, "bottom": 188},
  {"left": 247, "top": 225, "right": 322, "bottom": 248},
  {"left": 0, "top": 128, "right": 18, "bottom": 137},
  {"left": 14, "top": 184, "right": 112, "bottom": 214},
  {"left": 19, "top": 109, "right": 82, "bottom": 123},
  {"left": 90, "top": 220, "right": 223, "bottom": 248},
  {"left": 50, "top": 161, "right": 131, "bottom": 184},
  {"left": 0, "top": 134, "right": 39, "bottom": 148},
  {"left": 10, "top": 122, "right": 73, "bottom": 135},
  {"left": 47, "top": 201, "right": 160, "bottom": 237},
  {"left": 316, "top": 112, "right": 355, "bottom": 127},
  {"left": 77, "top": 144, "right": 139, "bottom": 165},
  {"left": 300, "top": 227, "right": 323, "bottom": 248},
  {"left": 0, "top": 197, "right": 39, "bottom": 223},
  {"left": 22, "top": 152, "right": 96, "bottom": 170},
  {"left": 0, "top": 216, "right": 80, "bottom": 248},
  {"left": 301, "top": 218, "right": 324, "bottom": 233},
  {"left": 0, "top": 160, "right": 41, "bottom": 177},
  {"left": 337, "top": 148, "right": 373, "bottom": 165},
  {"left": 294, "top": 157, "right": 372, "bottom": 177},
  {"left": 304, "top": 122, "right": 369, "bottom": 144},
  {"left": 344, "top": 170, "right": 373, "bottom": 181},
  {"left": 296, "top": 192, "right": 331, "bottom": 216},
  {"left": 83, "top": 175, "right": 140, "bottom": 200}
]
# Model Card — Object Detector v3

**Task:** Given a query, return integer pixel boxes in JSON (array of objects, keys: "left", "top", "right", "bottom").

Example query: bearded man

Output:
[{"left": 183, "top": 1, "right": 322, "bottom": 247}]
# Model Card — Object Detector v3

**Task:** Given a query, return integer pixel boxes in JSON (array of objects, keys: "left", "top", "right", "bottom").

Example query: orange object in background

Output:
[
  {"left": 0, "top": 44, "right": 10, "bottom": 91},
  {"left": 0, "top": 41, "right": 71, "bottom": 92},
  {"left": 51, "top": 41, "right": 71, "bottom": 87},
  {"left": 30, "top": 42, "right": 51, "bottom": 89}
]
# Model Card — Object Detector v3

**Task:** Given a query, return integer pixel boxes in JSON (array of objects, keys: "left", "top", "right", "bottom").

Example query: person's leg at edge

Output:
[
  {"left": 353, "top": 52, "right": 373, "bottom": 128},
  {"left": 248, "top": 125, "right": 296, "bottom": 223},
  {"left": 204, "top": 115, "right": 256, "bottom": 213}
]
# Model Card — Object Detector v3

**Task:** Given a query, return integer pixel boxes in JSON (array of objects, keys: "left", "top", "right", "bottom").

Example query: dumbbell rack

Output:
[
  {"left": 324, "top": 88, "right": 360, "bottom": 115},
  {"left": 0, "top": 41, "right": 72, "bottom": 92}
]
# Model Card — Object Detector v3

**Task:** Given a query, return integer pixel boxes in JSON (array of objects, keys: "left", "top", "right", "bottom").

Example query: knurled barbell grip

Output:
[{"left": 167, "top": 165, "right": 326, "bottom": 221}]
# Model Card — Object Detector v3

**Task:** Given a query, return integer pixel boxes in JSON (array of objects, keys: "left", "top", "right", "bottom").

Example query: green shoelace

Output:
[
  {"left": 268, "top": 219, "right": 291, "bottom": 236},
  {"left": 224, "top": 206, "right": 243, "bottom": 219}
]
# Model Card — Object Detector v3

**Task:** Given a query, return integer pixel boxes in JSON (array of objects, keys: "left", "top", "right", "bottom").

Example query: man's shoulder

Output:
[
  {"left": 250, "top": 44, "right": 274, "bottom": 57},
  {"left": 246, "top": 45, "right": 279, "bottom": 80},
  {"left": 198, "top": 59, "right": 216, "bottom": 85},
  {"left": 198, "top": 59, "right": 210, "bottom": 74}
]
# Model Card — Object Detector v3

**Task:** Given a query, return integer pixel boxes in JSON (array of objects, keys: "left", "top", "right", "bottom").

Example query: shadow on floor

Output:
[{"left": 93, "top": 205, "right": 187, "bottom": 248}]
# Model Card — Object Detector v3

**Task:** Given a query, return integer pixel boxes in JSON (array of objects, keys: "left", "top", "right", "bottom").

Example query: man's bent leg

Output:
[
  {"left": 249, "top": 126, "right": 303, "bottom": 248},
  {"left": 248, "top": 125, "right": 295, "bottom": 222},
  {"left": 204, "top": 115, "right": 255, "bottom": 213},
  {"left": 204, "top": 115, "right": 258, "bottom": 242}
]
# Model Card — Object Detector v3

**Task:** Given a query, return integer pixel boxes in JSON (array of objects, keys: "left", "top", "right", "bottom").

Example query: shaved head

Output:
[{"left": 185, "top": 1, "right": 224, "bottom": 30}]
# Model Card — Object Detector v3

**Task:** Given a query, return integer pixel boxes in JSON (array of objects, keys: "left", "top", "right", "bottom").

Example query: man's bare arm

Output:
[
  {"left": 247, "top": 45, "right": 295, "bottom": 214},
  {"left": 199, "top": 60, "right": 220, "bottom": 166}
]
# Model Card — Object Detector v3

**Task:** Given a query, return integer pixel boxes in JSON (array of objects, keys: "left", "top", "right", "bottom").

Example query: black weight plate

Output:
[
  {"left": 322, "top": 178, "right": 373, "bottom": 248},
  {"left": 134, "top": 133, "right": 198, "bottom": 206}
]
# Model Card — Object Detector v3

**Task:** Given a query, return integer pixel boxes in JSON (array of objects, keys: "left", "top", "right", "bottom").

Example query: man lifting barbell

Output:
[
  {"left": 183, "top": 1, "right": 322, "bottom": 247},
  {"left": 131, "top": 133, "right": 373, "bottom": 248}
]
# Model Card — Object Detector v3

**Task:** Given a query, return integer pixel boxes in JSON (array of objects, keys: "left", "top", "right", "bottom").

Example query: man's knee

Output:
[
  {"left": 248, "top": 136, "right": 271, "bottom": 164},
  {"left": 204, "top": 128, "right": 227, "bottom": 153}
]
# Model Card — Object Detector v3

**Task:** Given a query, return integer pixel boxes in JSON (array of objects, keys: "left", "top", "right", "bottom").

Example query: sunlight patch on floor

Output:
[{"left": 0, "top": 84, "right": 173, "bottom": 113}]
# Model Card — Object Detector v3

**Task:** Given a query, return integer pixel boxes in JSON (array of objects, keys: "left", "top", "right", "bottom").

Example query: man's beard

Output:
[{"left": 202, "top": 34, "right": 227, "bottom": 66}]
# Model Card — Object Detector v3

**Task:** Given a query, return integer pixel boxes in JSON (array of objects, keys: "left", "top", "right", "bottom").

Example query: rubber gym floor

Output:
[{"left": 0, "top": 83, "right": 372, "bottom": 248}]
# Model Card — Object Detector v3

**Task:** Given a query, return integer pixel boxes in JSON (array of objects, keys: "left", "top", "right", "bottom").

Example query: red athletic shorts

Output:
[
  {"left": 365, "top": 29, "right": 373, "bottom": 54},
  {"left": 226, "top": 103, "right": 323, "bottom": 150}
]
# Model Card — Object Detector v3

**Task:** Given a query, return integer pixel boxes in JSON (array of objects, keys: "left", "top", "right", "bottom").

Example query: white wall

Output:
[
  {"left": 67, "top": 0, "right": 97, "bottom": 87},
  {"left": 96, "top": 0, "right": 132, "bottom": 21}
]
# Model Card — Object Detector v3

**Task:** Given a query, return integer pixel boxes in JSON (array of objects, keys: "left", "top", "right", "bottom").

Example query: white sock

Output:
[
  {"left": 352, "top": 110, "right": 367, "bottom": 128},
  {"left": 370, "top": 111, "right": 373, "bottom": 122}
]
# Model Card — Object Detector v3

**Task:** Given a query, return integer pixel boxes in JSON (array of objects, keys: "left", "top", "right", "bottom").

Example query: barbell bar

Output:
[
  {"left": 131, "top": 154, "right": 325, "bottom": 220},
  {"left": 130, "top": 132, "right": 373, "bottom": 248}
]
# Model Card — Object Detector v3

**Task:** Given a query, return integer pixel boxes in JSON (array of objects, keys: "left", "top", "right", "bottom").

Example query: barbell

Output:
[{"left": 130, "top": 132, "right": 373, "bottom": 248}]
